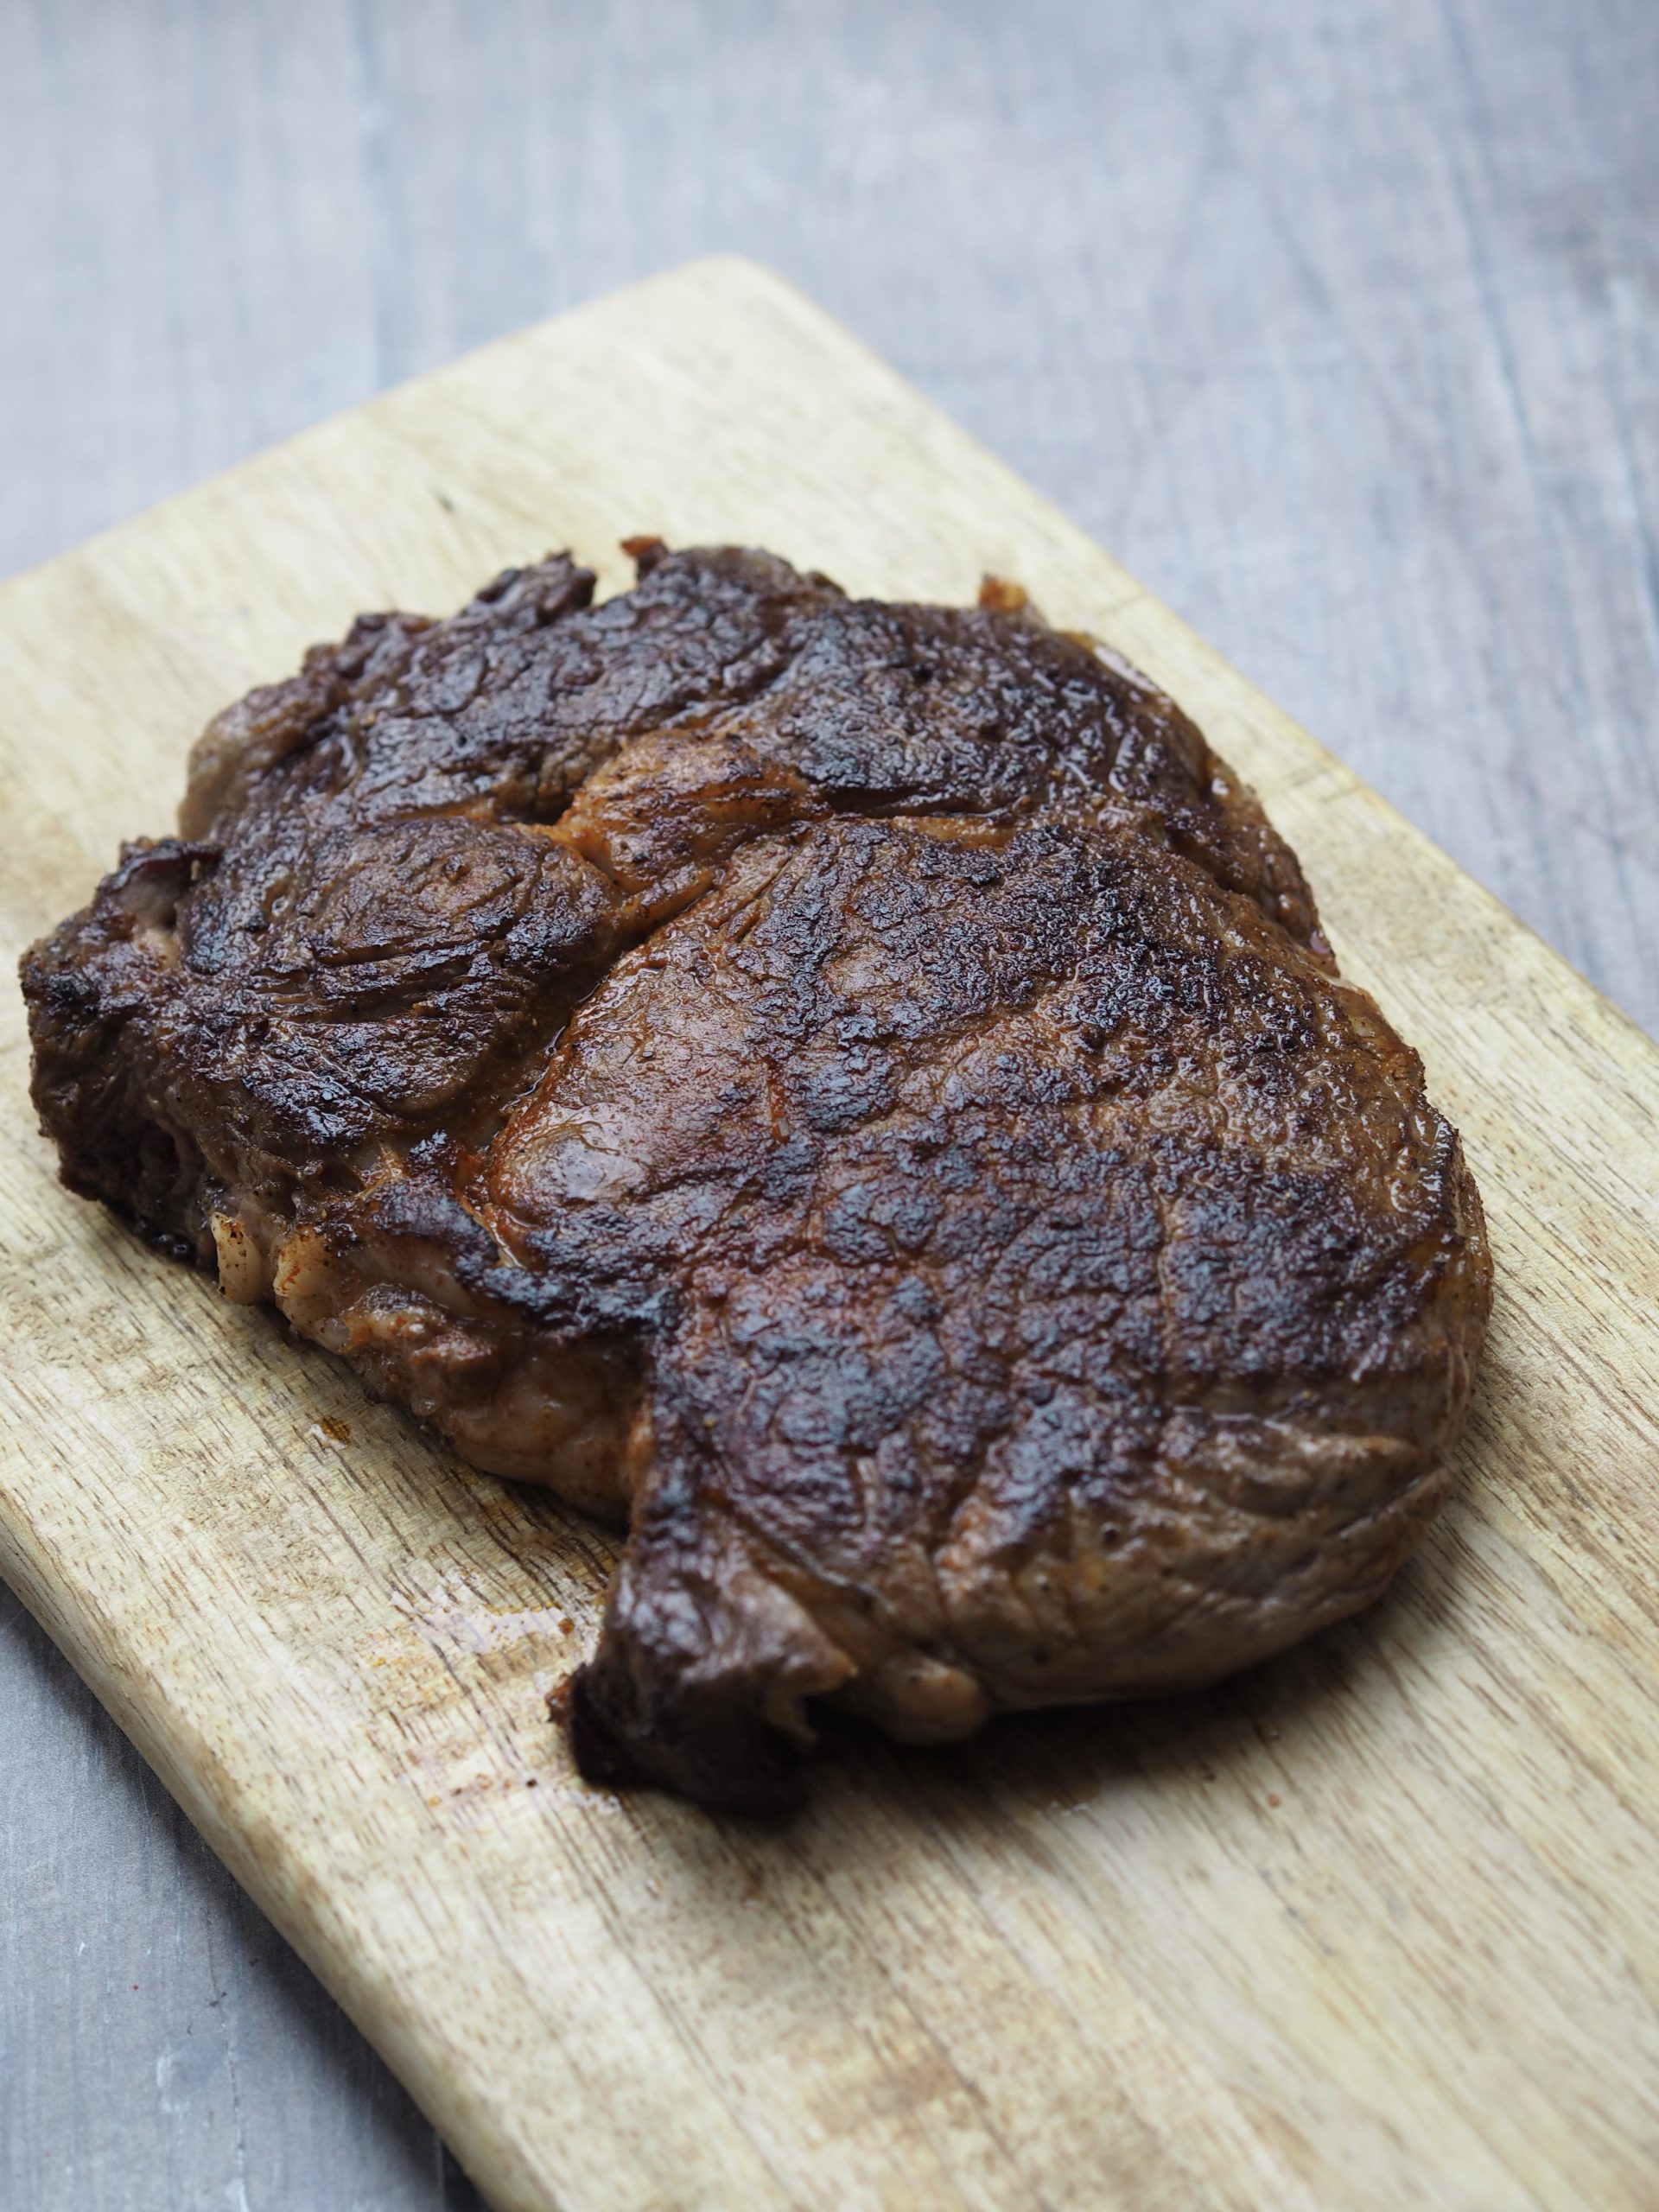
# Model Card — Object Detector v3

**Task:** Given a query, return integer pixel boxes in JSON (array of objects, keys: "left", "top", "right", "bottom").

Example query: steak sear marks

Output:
[{"left": 22, "top": 543, "right": 1490, "bottom": 1810}]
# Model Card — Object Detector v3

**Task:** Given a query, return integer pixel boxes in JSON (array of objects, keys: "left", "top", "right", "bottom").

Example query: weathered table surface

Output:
[{"left": 3, "top": 3, "right": 1654, "bottom": 2208}]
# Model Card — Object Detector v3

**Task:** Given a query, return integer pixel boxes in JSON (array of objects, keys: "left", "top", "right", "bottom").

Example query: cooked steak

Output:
[{"left": 22, "top": 542, "right": 1491, "bottom": 1810}]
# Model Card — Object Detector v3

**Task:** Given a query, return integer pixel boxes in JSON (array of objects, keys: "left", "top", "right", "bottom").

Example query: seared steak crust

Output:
[{"left": 22, "top": 543, "right": 1490, "bottom": 1809}]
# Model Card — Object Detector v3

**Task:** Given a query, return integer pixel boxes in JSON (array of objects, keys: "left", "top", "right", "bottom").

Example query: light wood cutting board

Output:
[{"left": 3, "top": 257, "right": 1656, "bottom": 2212}]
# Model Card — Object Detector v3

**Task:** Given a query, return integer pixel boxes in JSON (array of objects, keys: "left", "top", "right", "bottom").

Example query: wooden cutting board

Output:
[{"left": 3, "top": 257, "right": 1656, "bottom": 2212}]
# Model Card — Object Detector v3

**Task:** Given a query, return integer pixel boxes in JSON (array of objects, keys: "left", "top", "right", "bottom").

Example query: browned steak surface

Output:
[{"left": 22, "top": 543, "right": 1491, "bottom": 1809}]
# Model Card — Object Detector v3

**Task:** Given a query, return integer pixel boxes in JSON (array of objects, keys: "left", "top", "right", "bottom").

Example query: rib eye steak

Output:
[{"left": 22, "top": 541, "right": 1491, "bottom": 1810}]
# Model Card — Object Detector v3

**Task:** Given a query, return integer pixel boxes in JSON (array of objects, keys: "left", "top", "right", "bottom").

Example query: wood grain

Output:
[
  {"left": 7, "top": 10, "right": 1658, "bottom": 2196},
  {"left": 2, "top": 256, "right": 1656, "bottom": 2212}
]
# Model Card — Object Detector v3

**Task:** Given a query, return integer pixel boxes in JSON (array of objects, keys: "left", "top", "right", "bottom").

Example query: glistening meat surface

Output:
[{"left": 22, "top": 543, "right": 1491, "bottom": 1809}]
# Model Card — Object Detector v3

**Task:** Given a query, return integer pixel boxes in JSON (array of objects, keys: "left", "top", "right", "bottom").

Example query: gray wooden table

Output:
[{"left": 3, "top": 2, "right": 1655, "bottom": 2204}]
